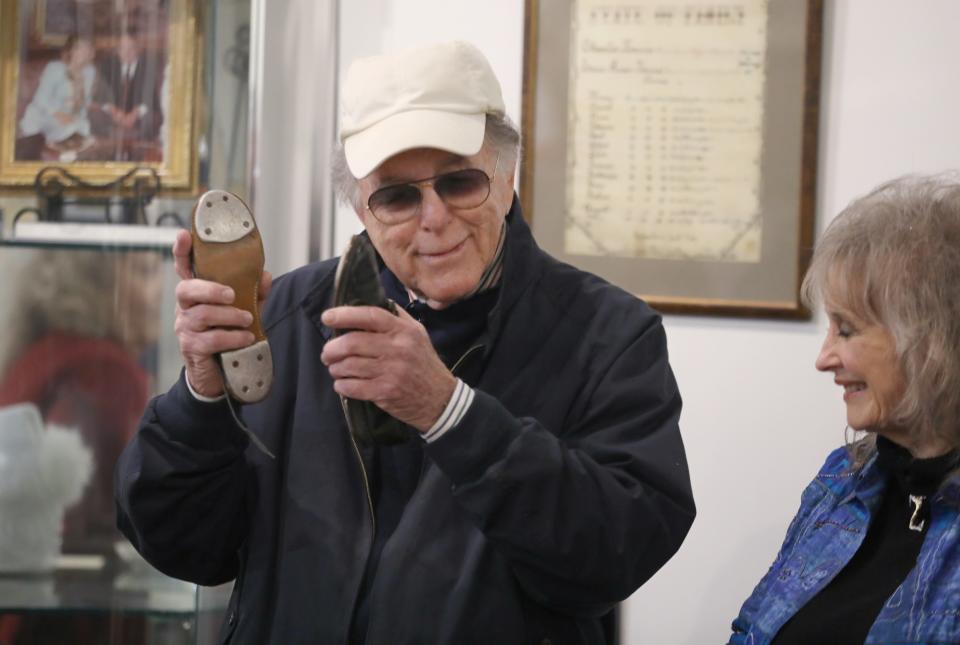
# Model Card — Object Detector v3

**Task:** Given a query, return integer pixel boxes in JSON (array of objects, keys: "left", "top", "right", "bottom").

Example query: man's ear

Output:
[
  {"left": 355, "top": 202, "right": 368, "bottom": 227},
  {"left": 500, "top": 157, "right": 518, "bottom": 194},
  {"left": 501, "top": 151, "right": 518, "bottom": 188},
  {"left": 353, "top": 182, "right": 370, "bottom": 226}
]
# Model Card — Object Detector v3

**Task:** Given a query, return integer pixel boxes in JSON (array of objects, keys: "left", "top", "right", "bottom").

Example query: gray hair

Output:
[
  {"left": 331, "top": 112, "right": 521, "bottom": 211},
  {"left": 801, "top": 172, "right": 960, "bottom": 457}
]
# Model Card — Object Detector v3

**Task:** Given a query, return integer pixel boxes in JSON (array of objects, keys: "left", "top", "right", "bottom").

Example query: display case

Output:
[
  {"left": 0, "top": 239, "right": 232, "bottom": 645},
  {"left": 0, "top": 0, "right": 256, "bottom": 643}
]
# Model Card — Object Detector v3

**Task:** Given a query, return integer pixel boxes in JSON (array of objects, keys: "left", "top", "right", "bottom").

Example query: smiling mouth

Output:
[
  {"left": 420, "top": 239, "right": 466, "bottom": 259},
  {"left": 840, "top": 382, "right": 867, "bottom": 402}
]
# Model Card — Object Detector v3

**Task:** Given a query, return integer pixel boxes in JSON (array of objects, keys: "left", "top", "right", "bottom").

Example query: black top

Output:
[{"left": 773, "top": 436, "right": 958, "bottom": 644}]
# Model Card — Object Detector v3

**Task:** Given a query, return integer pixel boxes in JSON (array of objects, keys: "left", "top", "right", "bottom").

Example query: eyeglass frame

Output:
[{"left": 364, "top": 151, "right": 502, "bottom": 225}]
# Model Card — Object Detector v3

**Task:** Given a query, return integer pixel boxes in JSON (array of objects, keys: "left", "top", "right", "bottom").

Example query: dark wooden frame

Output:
[{"left": 520, "top": 0, "right": 824, "bottom": 318}]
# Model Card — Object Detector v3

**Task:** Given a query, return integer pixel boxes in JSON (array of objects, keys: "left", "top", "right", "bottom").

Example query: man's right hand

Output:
[{"left": 172, "top": 230, "right": 272, "bottom": 398}]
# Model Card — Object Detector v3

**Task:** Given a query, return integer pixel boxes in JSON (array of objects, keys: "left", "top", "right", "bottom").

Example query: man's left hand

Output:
[{"left": 320, "top": 305, "right": 457, "bottom": 434}]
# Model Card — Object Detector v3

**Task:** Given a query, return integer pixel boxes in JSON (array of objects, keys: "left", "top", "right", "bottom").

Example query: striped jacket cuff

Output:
[{"left": 423, "top": 379, "right": 475, "bottom": 443}]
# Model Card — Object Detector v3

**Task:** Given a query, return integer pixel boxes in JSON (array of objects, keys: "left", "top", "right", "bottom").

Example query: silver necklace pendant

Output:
[{"left": 908, "top": 494, "right": 927, "bottom": 532}]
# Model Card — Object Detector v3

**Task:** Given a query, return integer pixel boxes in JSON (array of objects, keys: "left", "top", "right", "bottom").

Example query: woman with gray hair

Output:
[{"left": 729, "top": 173, "right": 960, "bottom": 644}]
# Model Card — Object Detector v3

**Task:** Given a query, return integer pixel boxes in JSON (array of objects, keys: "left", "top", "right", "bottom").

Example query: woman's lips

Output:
[{"left": 839, "top": 381, "right": 866, "bottom": 402}]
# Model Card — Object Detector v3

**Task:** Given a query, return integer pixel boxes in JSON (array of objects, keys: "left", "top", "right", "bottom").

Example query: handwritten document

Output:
[{"left": 565, "top": 0, "right": 768, "bottom": 262}]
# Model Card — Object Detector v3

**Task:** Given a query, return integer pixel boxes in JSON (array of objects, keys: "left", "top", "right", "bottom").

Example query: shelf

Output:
[
  {"left": 0, "top": 569, "right": 213, "bottom": 617},
  {"left": 3, "top": 222, "right": 180, "bottom": 252}
]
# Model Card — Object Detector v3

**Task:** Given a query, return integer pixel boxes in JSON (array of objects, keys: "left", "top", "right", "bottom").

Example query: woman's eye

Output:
[{"left": 837, "top": 324, "right": 854, "bottom": 338}]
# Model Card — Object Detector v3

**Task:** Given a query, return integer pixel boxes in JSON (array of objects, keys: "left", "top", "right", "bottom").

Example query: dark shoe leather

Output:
[
  {"left": 191, "top": 189, "right": 273, "bottom": 403},
  {"left": 333, "top": 235, "right": 409, "bottom": 446}
]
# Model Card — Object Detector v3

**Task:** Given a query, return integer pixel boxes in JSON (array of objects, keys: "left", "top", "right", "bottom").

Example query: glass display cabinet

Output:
[
  {"left": 0, "top": 0, "right": 256, "bottom": 643},
  {"left": 0, "top": 240, "right": 229, "bottom": 645}
]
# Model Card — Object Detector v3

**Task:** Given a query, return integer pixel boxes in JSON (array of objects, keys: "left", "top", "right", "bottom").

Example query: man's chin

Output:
[{"left": 414, "top": 284, "right": 473, "bottom": 310}]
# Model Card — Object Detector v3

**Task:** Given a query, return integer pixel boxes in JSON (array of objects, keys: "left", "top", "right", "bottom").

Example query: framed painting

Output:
[
  {"left": 520, "top": 0, "right": 823, "bottom": 317},
  {"left": 0, "top": 0, "right": 202, "bottom": 191}
]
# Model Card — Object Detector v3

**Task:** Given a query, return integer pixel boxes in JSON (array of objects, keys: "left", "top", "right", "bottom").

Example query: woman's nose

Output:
[{"left": 815, "top": 337, "right": 839, "bottom": 372}]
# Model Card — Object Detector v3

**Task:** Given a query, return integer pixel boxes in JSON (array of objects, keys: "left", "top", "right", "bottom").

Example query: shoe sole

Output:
[{"left": 191, "top": 189, "right": 272, "bottom": 403}]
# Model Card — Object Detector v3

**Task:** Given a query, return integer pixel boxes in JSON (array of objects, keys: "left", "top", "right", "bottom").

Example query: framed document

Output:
[
  {"left": 0, "top": 0, "right": 202, "bottom": 191},
  {"left": 521, "top": 0, "right": 823, "bottom": 317}
]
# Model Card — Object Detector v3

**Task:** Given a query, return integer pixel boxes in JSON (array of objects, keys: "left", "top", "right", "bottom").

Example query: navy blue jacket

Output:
[{"left": 116, "top": 198, "right": 695, "bottom": 644}]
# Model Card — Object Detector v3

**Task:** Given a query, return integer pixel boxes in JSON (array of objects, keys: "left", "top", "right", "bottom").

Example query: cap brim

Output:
[{"left": 343, "top": 110, "right": 486, "bottom": 179}]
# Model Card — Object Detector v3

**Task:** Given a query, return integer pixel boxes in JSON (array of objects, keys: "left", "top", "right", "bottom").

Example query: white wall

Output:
[
  {"left": 628, "top": 3, "right": 960, "bottom": 642},
  {"left": 333, "top": 1, "right": 960, "bottom": 642}
]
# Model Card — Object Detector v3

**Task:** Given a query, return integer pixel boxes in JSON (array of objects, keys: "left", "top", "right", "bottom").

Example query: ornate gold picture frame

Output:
[
  {"left": 521, "top": 0, "right": 823, "bottom": 317},
  {"left": 0, "top": 0, "right": 202, "bottom": 192}
]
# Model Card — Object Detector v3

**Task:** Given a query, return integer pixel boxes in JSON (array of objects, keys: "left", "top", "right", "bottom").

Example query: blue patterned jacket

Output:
[{"left": 730, "top": 446, "right": 960, "bottom": 644}]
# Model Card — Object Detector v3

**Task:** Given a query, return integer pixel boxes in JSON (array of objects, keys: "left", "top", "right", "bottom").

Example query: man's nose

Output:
[{"left": 418, "top": 184, "right": 452, "bottom": 230}]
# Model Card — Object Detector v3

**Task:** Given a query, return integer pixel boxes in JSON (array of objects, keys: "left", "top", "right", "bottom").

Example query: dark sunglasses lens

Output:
[
  {"left": 435, "top": 169, "right": 489, "bottom": 207},
  {"left": 369, "top": 184, "right": 421, "bottom": 219}
]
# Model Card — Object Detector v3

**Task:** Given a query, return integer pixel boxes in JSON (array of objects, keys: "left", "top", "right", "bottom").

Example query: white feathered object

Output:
[{"left": 0, "top": 403, "right": 93, "bottom": 572}]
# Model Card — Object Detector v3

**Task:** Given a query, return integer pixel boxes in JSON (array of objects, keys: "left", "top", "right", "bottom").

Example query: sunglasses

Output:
[{"left": 366, "top": 153, "right": 500, "bottom": 225}]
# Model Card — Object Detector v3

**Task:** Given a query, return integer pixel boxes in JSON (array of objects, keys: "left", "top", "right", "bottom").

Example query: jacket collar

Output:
[
  {"left": 482, "top": 194, "right": 543, "bottom": 352},
  {"left": 838, "top": 450, "right": 887, "bottom": 509},
  {"left": 838, "top": 447, "right": 960, "bottom": 509}
]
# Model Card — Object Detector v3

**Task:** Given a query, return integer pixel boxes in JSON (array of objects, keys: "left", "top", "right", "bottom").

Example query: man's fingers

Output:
[
  {"left": 172, "top": 230, "right": 193, "bottom": 280},
  {"left": 176, "top": 278, "right": 236, "bottom": 308},
  {"left": 179, "top": 328, "right": 255, "bottom": 357},
  {"left": 326, "top": 356, "right": 382, "bottom": 381},
  {"left": 320, "top": 331, "right": 388, "bottom": 365},
  {"left": 331, "top": 377, "right": 373, "bottom": 402},
  {"left": 177, "top": 304, "right": 253, "bottom": 333},
  {"left": 322, "top": 305, "right": 398, "bottom": 333}
]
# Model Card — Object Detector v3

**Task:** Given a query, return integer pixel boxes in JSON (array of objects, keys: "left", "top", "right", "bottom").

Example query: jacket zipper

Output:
[
  {"left": 339, "top": 395, "right": 375, "bottom": 526},
  {"left": 346, "top": 343, "right": 485, "bottom": 639},
  {"left": 451, "top": 344, "right": 484, "bottom": 375},
  {"left": 340, "top": 395, "right": 376, "bottom": 643}
]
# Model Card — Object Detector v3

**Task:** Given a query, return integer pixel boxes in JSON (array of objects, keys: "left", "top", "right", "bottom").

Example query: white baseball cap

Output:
[{"left": 340, "top": 40, "right": 506, "bottom": 179}]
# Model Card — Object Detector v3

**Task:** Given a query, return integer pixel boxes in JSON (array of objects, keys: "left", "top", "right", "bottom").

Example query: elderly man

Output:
[
  {"left": 115, "top": 41, "right": 694, "bottom": 644},
  {"left": 93, "top": 29, "right": 163, "bottom": 150}
]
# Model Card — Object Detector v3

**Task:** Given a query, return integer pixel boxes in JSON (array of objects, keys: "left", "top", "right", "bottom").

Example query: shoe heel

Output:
[{"left": 220, "top": 340, "right": 273, "bottom": 404}]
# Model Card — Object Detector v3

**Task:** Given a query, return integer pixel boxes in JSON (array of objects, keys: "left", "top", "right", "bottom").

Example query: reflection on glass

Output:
[
  {"left": 0, "top": 250, "right": 161, "bottom": 558},
  {"left": 0, "top": 402, "right": 93, "bottom": 573},
  {"left": 0, "top": 247, "right": 195, "bottom": 645},
  {"left": 0, "top": 0, "right": 253, "bottom": 638}
]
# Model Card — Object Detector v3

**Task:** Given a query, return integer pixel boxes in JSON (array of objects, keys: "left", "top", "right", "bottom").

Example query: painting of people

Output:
[{"left": 0, "top": 0, "right": 199, "bottom": 189}]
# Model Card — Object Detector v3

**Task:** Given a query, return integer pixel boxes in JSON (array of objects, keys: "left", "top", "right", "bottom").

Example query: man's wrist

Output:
[
  {"left": 185, "top": 373, "right": 226, "bottom": 403},
  {"left": 422, "top": 379, "right": 474, "bottom": 443}
]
